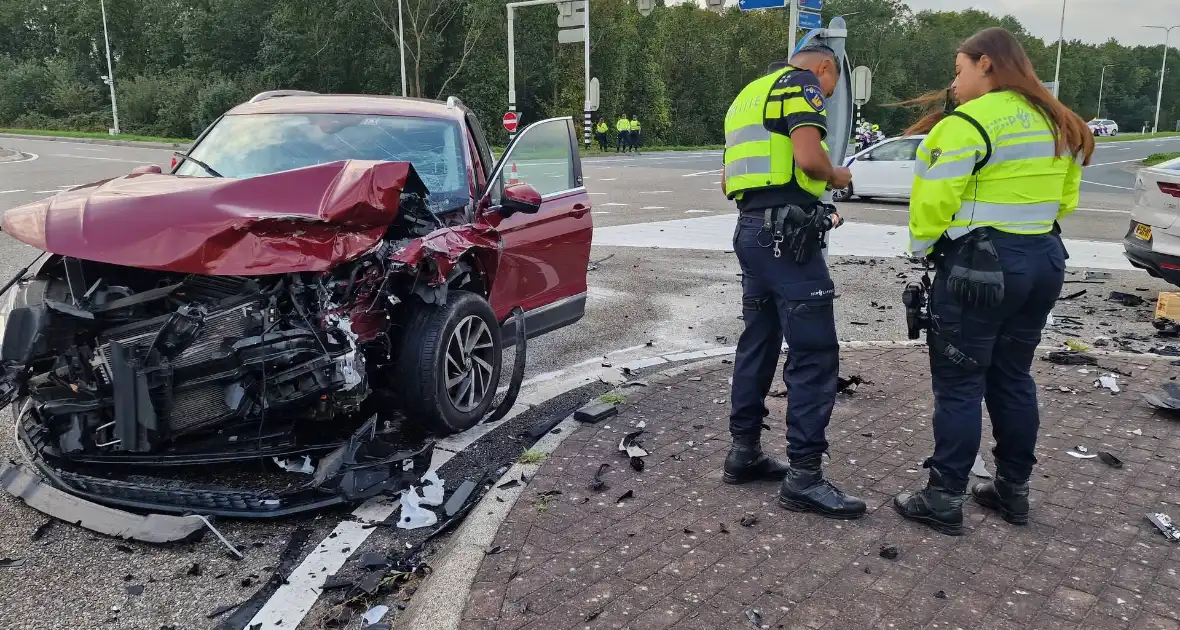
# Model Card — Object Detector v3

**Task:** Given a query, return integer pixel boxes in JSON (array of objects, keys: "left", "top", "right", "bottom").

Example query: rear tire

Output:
[{"left": 394, "top": 291, "right": 503, "bottom": 434}]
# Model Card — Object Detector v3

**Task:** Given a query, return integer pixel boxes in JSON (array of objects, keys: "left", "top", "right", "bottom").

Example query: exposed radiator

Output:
[
  {"left": 96, "top": 303, "right": 255, "bottom": 381},
  {"left": 169, "top": 382, "right": 233, "bottom": 435}
]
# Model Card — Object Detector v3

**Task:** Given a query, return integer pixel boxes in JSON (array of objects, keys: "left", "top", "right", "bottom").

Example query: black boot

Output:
[
  {"left": 971, "top": 476, "right": 1029, "bottom": 525},
  {"left": 723, "top": 434, "right": 789, "bottom": 485},
  {"left": 893, "top": 467, "right": 966, "bottom": 536},
  {"left": 777, "top": 454, "right": 867, "bottom": 519}
]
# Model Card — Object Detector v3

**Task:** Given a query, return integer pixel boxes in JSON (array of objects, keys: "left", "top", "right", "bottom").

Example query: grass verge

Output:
[
  {"left": 1145, "top": 152, "right": 1180, "bottom": 167},
  {"left": 0, "top": 128, "right": 192, "bottom": 144},
  {"left": 1095, "top": 131, "right": 1180, "bottom": 144}
]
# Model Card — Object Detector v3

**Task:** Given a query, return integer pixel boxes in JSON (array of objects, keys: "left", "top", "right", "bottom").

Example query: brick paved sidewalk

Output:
[{"left": 460, "top": 347, "right": 1180, "bottom": 630}]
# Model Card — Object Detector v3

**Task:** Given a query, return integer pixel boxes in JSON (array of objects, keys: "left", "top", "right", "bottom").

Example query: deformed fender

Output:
[
  {"left": 390, "top": 224, "right": 502, "bottom": 288},
  {"left": 0, "top": 462, "right": 206, "bottom": 543}
]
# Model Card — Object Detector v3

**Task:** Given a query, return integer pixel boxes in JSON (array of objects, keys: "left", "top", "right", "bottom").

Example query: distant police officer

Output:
[
  {"left": 616, "top": 115, "right": 631, "bottom": 153},
  {"left": 894, "top": 27, "right": 1094, "bottom": 535},
  {"left": 630, "top": 116, "right": 642, "bottom": 153},
  {"left": 596, "top": 118, "right": 610, "bottom": 151},
  {"left": 722, "top": 47, "right": 865, "bottom": 520}
]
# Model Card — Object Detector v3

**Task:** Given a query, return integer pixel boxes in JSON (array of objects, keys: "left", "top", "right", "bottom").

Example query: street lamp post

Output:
[
  {"left": 1145, "top": 25, "right": 1180, "bottom": 134},
  {"left": 99, "top": 0, "right": 119, "bottom": 135},
  {"left": 398, "top": 0, "right": 407, "bottom": 96},
  {"left": 1096, "top": 64, "right": 1114, "bottom": 120},
  {"left": 1051, "top": 0, "right": 1066, "bottom": 98}
]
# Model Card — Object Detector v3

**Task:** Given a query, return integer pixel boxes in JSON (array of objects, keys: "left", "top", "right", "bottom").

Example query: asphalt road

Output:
[{"left": 1, "top": 134, "right": 1178, "bottom": 629}]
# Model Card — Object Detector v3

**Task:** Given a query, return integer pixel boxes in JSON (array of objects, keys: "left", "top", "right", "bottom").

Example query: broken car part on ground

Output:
[{"left": 0, "top": 159, "right": 544, "bottom": 527}]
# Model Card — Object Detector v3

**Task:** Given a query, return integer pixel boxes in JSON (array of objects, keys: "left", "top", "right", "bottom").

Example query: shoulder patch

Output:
[
  {"left": 803, "top": 85, "right": 826, "bottom": 112},
  {"left": 929, "top": 148, "right": 942, "bottom": 165}
]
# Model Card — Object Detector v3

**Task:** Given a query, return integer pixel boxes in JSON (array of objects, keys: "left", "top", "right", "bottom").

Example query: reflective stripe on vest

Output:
[{"left": 723, "top": 67, "right": 826, "bottom": 199}]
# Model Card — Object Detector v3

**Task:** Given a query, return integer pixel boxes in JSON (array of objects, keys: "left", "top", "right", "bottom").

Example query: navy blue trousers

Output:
[
  {"left": 926, "top": 231, "right": 1066, "bottom": 492},
  {"left": 728, "top": 215, "right": 839, "bottom": 460}
]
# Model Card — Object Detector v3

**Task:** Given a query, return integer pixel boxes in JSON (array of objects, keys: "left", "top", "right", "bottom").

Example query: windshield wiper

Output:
[{"left": 172, "top": 151, "right": 223, "bottom": 178}]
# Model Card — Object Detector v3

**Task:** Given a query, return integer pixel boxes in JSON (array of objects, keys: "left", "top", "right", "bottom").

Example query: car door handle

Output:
[{"left": 571, "top": 204, "right": 589, "bottom": 218}]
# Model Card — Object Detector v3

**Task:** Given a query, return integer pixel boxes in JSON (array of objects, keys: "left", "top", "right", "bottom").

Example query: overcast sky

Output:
[{"left": 899, "top": 0, "right": 1178, "bottom": 46}]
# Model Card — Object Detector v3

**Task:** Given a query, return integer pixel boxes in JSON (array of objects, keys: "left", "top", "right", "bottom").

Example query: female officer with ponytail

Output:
[{"left": 894, "top": 27, "right": 1094, "bottom": 536}]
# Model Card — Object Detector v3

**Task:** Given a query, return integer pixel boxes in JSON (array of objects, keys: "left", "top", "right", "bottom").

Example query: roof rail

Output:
[
  {"left": 248, "top": 90, "right": 320, "bottom": 103},
  {"left": 446, "top": 96, "right": 465, "bottom": 109}
]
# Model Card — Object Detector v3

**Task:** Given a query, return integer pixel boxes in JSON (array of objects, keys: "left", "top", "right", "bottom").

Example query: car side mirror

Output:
[
  {"left": 500, "top": 183, "right": 542, "bottom": 218},
  {"left": 860, "top": 153, "right": 874, "bottom": 161}
]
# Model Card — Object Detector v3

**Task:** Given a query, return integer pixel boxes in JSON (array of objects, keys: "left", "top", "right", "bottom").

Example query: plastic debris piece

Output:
[
  {"left": 616, "top": 490, "right": 634, "bottom": 503},
  {"left": 619, "top": 430, "right": 648, "bottom": 458},
  {"left": 1060, "top": 289, "right": 1087, "bottom": 300},
  {"left": 1147, "top": 512, "right": 1180, "bottom": 542},
  {"left": 444, "top": 480, "right": 478, "bottom": 518},
  {"left": 971, "top": 454, "right": 993, "bottom": 479},
  {"left": 273, "top": 455, "right": 315, "bottom": 475},
  {"left": 497, "top": 479, "right": 521, "bottom": 490},
  {"left": 187, "top": 563, "right": 201, "bottom": 577},
  {"left": 720, "top": 522, "right": 730, "bottom": 533},
  {"left": 358, "top": 572, "right": 383, "bottom": 595},
  {"left": 1065, "top": 339, "right": 1090, "bottom": 352},
  {"left": 586, "top": 607, "right": 605, "bottom": 622},
  {"left": 397, "top": 486, "right": 439, "bottom": 530},
  {"left": 837, "top": 375, "right": 866, "bottom": 394},
  {"left": 1084, "top": 271, "right": 1111, "bottom": 280},
  {"left": 589, "top": 464, "right": 610, "bottom": 491},
  {"left": 0, "top": 557, "right": 26, "bottom": 568},
  {"left": 30, "top": 518, "right": 55, "bottom": 541},
  {"left": 745, "top": 608, "right": 763, "bottom": 629},
  {"left": 1095, "top": 375, "right": 1120, "bottom": 393},
  {"left": 485, "top": 545, "right": 508, "bottom": 555},
  {"left": 1076, "top": 445, "right": 1089, "bottom": 453},
  {"left": 740, "top": 514, "right": 758, "bottom": 527},
  {"left": 879, "top": 545, "right": 899, "bottom": 560},
  {"left": 419, "top": 471, "right": 445, "bottom": 507},
  {"left": 630, "top": 456, "right": 645, "bottom": 471},
  {"left": 1155, "top": 318, "right": 1180, "bottom": 337},
  {"left": 934, "top": 590, "right": 947, "bottom": 599},
  {"left": 361, "top": 552, "right": 389, "bottom": 570},
  {"left": 1097, "top": 452, "right": 1124, "bottom": 468},
  {"left": 1109, "top": 291, "right": 1146, "bottom": 307},
  {"left": 362, "top": 604, "right": 390, "bottom": 626},
  {"left": 1042, "top": 351, "right": 1097, "bottom": 366},
  {"left": 1067, "top": 448, "right": 1097, "bottom": 459},
  {"left": 636, "top": 421, "right": 646, "bottom": 429}
]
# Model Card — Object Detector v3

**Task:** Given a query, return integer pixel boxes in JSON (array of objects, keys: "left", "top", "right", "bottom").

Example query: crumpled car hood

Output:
[{"left": 1, "top": 160, "right": 427, "bottom": 275}]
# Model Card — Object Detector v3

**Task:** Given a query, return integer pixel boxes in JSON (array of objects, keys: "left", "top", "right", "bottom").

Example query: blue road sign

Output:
[
  {"left": 799, "top": 0, "right": 823, "bottom": 9},
  {"left": 798, "top": 10, "right": 823, "bottom": 29},
  {"left": 738, "top": 0, "right": 785, "bottom": 10}
]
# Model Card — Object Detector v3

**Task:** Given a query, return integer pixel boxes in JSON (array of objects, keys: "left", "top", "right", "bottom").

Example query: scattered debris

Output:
[
  {"left": 720, "top": 523, "right": 729, "bottom": 534},
  {"left": 206, "top": 602, "right": 245, "bottom": 619},
  {"left": 273, "top": 455, "right": 315, "bottom": 475},
  {"left": 1093, "top": 336, "right": 1110, "bottom": 347},
  {"left": 1097, "top": 452, "right": 1124, "bottom": 468},
  {"left": 537, "top": 489, "right": 562, "bottom": 498},
  {"left": 630, "top": 456, "right": 645, "bottom": 471},
  {"left": 209, "top": 526, "right": 313, "bottom": 627},
  {"left": 1094, "top": 375, "right": 1121, "bottom": 394},
  {"left": 419, "top": 471, "right": 445, "bottom": 507},
  {"left": 30, "top": 518, "right": 55, "bottom": 541},
  {"left": 879, "top": 545, "right": 899, "bottom": 560},
  {"left": 740, "top": 514, "right": 758, "bottom": 527},
  {"left": 1110, "top": 292, "right": 1147, "bottom": 307},
  {"left": 444, "top": 480, "right": 478, "bottom": 517},
  {"left": 485, "top": 545, "right": 508, "bottom": 555},
  {"left": 1060, "top": 289, "right": 1087, "bottom": 300},
  {"left": 1131, "top": 428, "right": 1143, "bottom": 436},
  {"left": 934, "top": 590, "right": 947, "bottom": 599},
  {"left": 1147, "top": 512, "right": 1180, "bottom": 542},
  {"left": 1084, "top": 271, "right": 1111, "bottom": 281},
  {"left": 590, "top": 464, "right": 610, "bottom": 491},
  {"left": 126, "top": 583, "right": 145, "bottom": 596},
  {"left": 1065, "top": 339, "right": 1090, "bottom": 352},
  {"left": 619, "top": 430, "right": 648, "bottom": 459},
  {"left": 1144, "top": 383, "right": 1180, "bottom": 411},
  {"left": 361, "top": 552, "right": 390, "bottom": 570},
  {"left": 623, "top": 380, "right": 649, "bottom": 388},
  {"left": 115, "top": 545, "right": 134, "bottom": 554},
  {"left": 1042, "top": 351, "right": 1097, "bottom": 366},
  {"left": 187, "top": 563, "right": 201, "bottom": 577},
  {"left": 361, "top": 605, "right": 390, "bottom": 626},
  {"left": 971, "top": 455, "right": 993, "bottom": 479},
  {"left": 745, "top": 608, "right": 763, "bottom": 629},
  {"left": 358, "top": 572, "right": 383, "bottom": 595},
  {"left": 0, "top": 557, "right": 26, "bottom": 569},
  {"left": 861, "top": 432, "right": 874, "bottom": 438},
  {"left": 616, "top": 490, "right": 634, "bottom": 503},
  {"left": 585, "top": 607, "right": 605, "bottom": 622},
  {"left": 397, "top": 486, "right": 438, "bottom": 530},
  {"left": 716, "top": 335, "right": 729, "bottom": 344},
  {"left": 586, "top": 253, "right": 614, "bottom": 271},
  {"left": 1155, "top": 318, "right": 1180, "bottom": 337},
  {"left": 497, "top": 479, "right": 521, "bottom": 490},
  {"left": 1067, "top": 446, "right": 1097, "bottom": 459},
  {"left": 837, "top": 375, "right": 868, "bottom": 394}
]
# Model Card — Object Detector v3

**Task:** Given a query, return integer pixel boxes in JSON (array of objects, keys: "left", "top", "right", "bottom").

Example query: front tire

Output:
[
  {"left": 394, "top": 291, "right": 503, "bottom": 434},
  {"left": 832, "top": 185, "right": 853, "bottom": 202}
]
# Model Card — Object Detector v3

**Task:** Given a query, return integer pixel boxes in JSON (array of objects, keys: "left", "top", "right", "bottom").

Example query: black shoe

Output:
[
  {"left": 723, "top": 434, "right": 789, "bottom": 484},
  {"left": 971, "top": 476, "right": 1029, "bottom": 525},
  {"left": 777, "top": 455, "right": 866, "bottom": 520},
  {"left": 893, "top": 468, "right": 966, "bottom": 536}
]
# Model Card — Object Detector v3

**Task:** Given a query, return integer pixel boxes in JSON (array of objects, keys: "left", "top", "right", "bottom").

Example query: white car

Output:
[
  {"left": 1124, "top": 155, "right": 1180, "bottom": 287},
  {"left": 832, "top": 135, "right": 926, "bottom": 202},
  {"left": 1088, "top": 119, "right": 1119, "bottom": 136}
]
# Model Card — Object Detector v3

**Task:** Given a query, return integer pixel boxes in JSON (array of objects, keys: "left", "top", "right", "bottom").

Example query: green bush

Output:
[
  {"left": 0, "top": 60, "right": 52, "bottom": 124},
  {"left": 192, "top": 80, "right": 245, "bottom": 135}
]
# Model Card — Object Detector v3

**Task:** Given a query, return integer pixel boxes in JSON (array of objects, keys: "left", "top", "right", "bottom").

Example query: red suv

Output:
[{"left": 0, "top": 92, "right": 591, "bottom": 515}]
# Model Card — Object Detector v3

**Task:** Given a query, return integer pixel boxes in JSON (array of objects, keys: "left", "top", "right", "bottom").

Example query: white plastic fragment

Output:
[
  {"left": 971, "top": 454, "right": 993, "bottom": 479},
  {"left": 636, "top": 421, "right": 646, "bottom": 429},
  {"left": 396, "top": 486, "right": 438, "bottom": 530},
  {"left": 1131, "top": 428, "right": 1143, "bottom": 436},
  {"left": 362, "top": 604, "right": 390, "bottom": 625},
  {"left": 273, "top": 455, "right": 315, "bottom": 475},
  {"left": 419, "top": 471, "right": 445, "bottom": 507},
  {"left": 1094, "top": 375, "right": 1120, "bottom": 393},
  {"left": 1067, "top": 449, "right": 1097, "bottom": 459}
]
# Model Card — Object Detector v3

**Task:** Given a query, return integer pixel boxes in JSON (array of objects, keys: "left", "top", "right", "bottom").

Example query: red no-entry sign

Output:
[{"left": 503, "top": 111, "right": 519, "bottom": 133}]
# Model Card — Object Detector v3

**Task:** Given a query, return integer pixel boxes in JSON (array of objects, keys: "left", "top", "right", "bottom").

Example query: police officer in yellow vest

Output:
[
  {"left": 893, "top": 28, "right": 1093, "bottom": 535},
  {"left": 722, "top": 47, "right": 864, "bottom": 520},
  {"left": 596, "top": 118, "right": 609, "bottom": 151},
  {"left": 629, "top": 116, "right": 641, "bottom": 153},
  {"left": 615, "top": 115, "right": 631, "bottom": 153}
]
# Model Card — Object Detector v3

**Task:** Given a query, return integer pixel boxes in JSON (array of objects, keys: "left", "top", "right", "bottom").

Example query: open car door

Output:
[{"left": 481, "top": 117, "right": 592, "bottom": 344}]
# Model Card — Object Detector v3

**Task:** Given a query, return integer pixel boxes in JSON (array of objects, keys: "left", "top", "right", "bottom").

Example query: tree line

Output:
[{"left": 0, "top": 0, "right": 1176, "bottom": 146}]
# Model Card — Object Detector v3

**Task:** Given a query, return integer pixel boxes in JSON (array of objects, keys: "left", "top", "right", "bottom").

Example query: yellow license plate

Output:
[{"left": 1135, "top": 223, "right": 1153, "bottom": 241}]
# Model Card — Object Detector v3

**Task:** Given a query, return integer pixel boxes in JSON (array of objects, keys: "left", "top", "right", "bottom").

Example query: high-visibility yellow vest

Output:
[
  {"left": 723, "top": 66, "right": 827, "bottom": 200},
  {"left": 631, "top": 120, "right": 641, "bottom": 132},
  {"left": 908, "top": 90, "right": 1084, "bottom": 255},
  {"left": 616, "top": 118, "right": 631, "bottom": 132},
  {"left": 596, "top": 122, "right": 608, "bottom": 133}
]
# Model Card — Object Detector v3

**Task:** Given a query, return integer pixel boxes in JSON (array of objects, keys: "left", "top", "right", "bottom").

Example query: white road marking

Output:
[
  {"left": 639, "top": 190, "right": 673, "bottom": 194},
  {"left": 71, "top": 147, "right": 107, "bottom": 152},
  {"left": 32, "top": 190, "right": 62, "bottom": 194},
  {"left": 599, "top": 178, "right": 617, "bottom": 181},
  {"left": 682, "top": 168, "right": 723, "bottom": 177},
  {"left": 685, "top": 209, "right": 713, "bottom": 213},
  {"left": 599, "top": 202, "right": 629, "bottom": 206},
  {"left": 1087, "top": 158, "right": 1143, "bottom": 167},
  {"left": 593, "top": 214, "right": 1134, "bottom": 270},
  {"left": 588, "top": 192, "right": 608, "bottom": 195},
  {"left": 1118, "top": 148, "right": 1132, "bottom": 151},
  {"left": 592, "top": 211, "right": 611, "bottom": 215},
  {"left": 0, "top": 190, "right": 27, "bottom": 194},
  {"left": 49, "top": 153, "right": 151, "bottom": 164},
  {"left": 1082, "top": 180, "right": 1133, "bottom": 190},
  {"left": 640, "top": 206, "right": 667, "bottom": 210},
  {"left": 0, "top": 151, "right": 38, "bottom": 164}
]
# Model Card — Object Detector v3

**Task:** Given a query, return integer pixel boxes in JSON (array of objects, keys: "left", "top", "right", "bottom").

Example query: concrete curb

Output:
[
  {"left": 0, "top": 132, "right": 189, "bottom": 150},
  {"left": 395, "top": 356, "right": 729, "bottom": 630},
  {"left": 0, "top": 149, "right": 31, "bottom": 163}
]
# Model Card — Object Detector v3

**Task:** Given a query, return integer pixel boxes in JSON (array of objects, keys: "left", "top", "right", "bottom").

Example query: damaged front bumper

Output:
[{"left": 9, "top": 413, "right": 434, "bottom": 520}]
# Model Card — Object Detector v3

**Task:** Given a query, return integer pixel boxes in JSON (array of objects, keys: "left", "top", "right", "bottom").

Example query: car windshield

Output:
[{"left": 176, "top": 113, "right": 470, "bottom": 211}]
